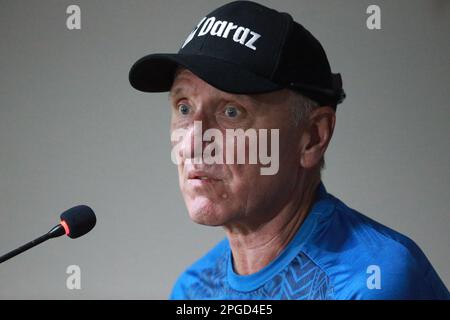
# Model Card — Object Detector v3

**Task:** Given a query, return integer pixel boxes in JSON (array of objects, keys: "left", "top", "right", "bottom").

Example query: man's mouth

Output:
[
  {"left": 187, "top": 170, "right": 222, "bottom": 183},
  {"left": 188, "top": 175, "right": 220, "bottom": 182}
]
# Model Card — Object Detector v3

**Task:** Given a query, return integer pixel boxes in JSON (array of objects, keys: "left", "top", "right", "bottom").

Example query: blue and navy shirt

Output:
[{"left": 170, "top": 183, "right": 449, "bottom": 299}]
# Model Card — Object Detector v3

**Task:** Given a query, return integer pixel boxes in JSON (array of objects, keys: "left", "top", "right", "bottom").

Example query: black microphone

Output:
[{"left": 0, "top": 205, "right": 96, "bottom": 264}]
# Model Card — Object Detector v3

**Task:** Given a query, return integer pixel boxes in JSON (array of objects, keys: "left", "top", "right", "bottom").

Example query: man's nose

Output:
[{"left": 179, "top": 113, "right": 215, "bottom": 161}]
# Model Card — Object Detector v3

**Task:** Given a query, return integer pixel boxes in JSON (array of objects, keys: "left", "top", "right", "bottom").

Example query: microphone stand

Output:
[{"left": 0, "top": 224, "right": 65, "bottom": 264}]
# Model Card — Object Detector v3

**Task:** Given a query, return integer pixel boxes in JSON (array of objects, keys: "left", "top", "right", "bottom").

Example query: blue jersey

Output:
[{"left": 170, "top": 182, "right": 449, "bottom": 300}]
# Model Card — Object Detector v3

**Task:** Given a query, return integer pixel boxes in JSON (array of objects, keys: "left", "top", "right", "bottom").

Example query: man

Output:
[{"left": 129, "top": 1, "right": 449, "bottom": 299}]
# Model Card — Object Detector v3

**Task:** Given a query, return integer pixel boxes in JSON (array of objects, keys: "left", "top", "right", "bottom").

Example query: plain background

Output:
[{"left": 0, "top": 0, "right": 448, "bottom": 299}]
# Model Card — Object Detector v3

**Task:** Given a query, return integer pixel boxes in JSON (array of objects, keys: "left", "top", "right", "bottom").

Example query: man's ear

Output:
[{"left": 300, "top": 106, "right": 336, "bottom": 169}]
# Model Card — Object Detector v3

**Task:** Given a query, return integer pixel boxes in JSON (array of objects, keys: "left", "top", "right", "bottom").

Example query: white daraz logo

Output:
[{"left": 182, "top": 16, "right": 261, "bottom": 51}]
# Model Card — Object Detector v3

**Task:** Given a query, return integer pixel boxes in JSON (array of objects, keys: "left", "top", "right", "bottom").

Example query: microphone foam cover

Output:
[{"left": 60, "top": 205, "right": 96, "bottom": 239}]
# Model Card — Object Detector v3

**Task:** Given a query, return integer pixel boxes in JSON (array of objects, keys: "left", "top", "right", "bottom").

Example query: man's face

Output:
[{"left": 169, "top": 69, "right": 304, "bottom": 227}]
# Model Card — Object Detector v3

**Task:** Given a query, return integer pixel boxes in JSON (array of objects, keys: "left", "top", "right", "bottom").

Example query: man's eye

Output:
[
  {"left": 178, "top": 103, "right": 191, "bottom": 115},
  {"left": 224, "top": 106, "right": 240, "bottom": 118}
]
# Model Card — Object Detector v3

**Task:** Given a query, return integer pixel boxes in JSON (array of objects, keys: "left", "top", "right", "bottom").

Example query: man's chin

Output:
[
  {"left": 188, "top": 208, "right": 226, "bottom": 226},
  {"left": 186, "top": 198, "right": 230, "bottom": 226}
]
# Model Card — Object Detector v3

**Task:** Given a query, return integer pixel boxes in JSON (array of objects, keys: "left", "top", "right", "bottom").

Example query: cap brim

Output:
[{"left": 129, "top": 53, "right": 283, "bottom": 94}]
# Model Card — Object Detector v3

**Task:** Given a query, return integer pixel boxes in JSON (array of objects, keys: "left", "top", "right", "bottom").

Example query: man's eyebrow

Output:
[{"left": 168, "top": 87, "right": 184, "bottom": 100}]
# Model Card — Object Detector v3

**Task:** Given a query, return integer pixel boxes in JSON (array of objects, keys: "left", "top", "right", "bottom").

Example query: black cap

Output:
[{"left": 129, "top": 0, "right": 345, "bottom": 107}]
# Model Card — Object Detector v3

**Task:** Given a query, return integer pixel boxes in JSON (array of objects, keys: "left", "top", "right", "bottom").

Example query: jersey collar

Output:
[{"left": 226, "top": 181, "right": 333, "bottom": 292}]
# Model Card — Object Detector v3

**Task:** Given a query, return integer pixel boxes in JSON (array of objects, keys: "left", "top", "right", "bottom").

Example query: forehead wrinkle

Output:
[
  {"left": 168, "top": 86, "right": 183, "bottom": 99},
  {"left": 169, "top": 80, "right": 194, "bottom": 102},
  {"left": 170, "top": 69, "right": 196, "bottom": 94},
  {"left": 170, "top": 79, "right": 220, "bottom": 106},
  {"left": 169, "top": 71, "right": 263, "bottom": 110}
]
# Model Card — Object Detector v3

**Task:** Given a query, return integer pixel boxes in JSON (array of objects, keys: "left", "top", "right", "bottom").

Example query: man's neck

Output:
[{"left": 224, "top": 176, "right": 320, "bottom": 275}]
